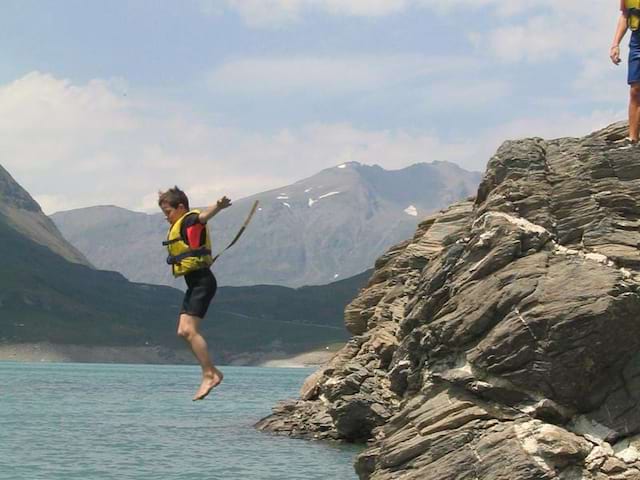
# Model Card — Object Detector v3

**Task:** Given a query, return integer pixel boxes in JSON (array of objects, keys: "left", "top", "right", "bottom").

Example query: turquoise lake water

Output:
[{"left": 0, "top": 362, "right": 361, "bottom": 480}]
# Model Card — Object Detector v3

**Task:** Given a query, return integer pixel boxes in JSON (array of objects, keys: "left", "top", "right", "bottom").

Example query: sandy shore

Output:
[
  {"left": 0, "top": 343, "right": 339, "bottom": 367},
  {"left": 257, "top": 349, "right": 337, "bottom": 368},
  {"left": 0, "top": 343, "right": 193, "bottom": 364}
]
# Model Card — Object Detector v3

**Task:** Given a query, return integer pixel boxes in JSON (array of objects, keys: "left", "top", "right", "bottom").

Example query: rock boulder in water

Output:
[{"left": 256, "top": 122, "right": 640, "bottom": 479}]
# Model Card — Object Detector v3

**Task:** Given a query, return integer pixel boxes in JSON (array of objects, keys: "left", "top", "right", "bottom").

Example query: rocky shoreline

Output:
[
  {"left": 256, "top": 123, "right": 640, "bottom": 479},
  {"left": 0, "top": 343, "right": 336, "bottom": 367},
  {"left": 0, "top": 343, "right": 193, "bottom": 364}
]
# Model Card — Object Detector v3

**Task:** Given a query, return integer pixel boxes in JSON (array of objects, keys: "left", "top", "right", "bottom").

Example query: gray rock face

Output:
[
  {"left": 51, "top": 161, "right": 480, "bottom": 288},
  {"left": 256, "top": 123, "right": 640, "bottom": 479},
  {"left": 0, "top": 164, "right": 90, "bottom": 266}
]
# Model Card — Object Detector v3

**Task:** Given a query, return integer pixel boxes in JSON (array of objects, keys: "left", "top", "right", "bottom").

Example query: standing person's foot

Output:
[
  {"left": 192, "top": 367, "right": 224, "bottom": 401},
  {"left": 618, "top": 137, "right": 640, "bottom": 149}
]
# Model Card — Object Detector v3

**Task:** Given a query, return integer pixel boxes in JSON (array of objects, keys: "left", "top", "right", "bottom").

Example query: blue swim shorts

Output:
[{"left": 629, "top": 31, "right": 640, "bottom": 84}]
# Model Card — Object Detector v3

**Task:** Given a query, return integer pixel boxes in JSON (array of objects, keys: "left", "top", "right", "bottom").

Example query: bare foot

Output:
[{"left": 192, "top": 368, "right": 224, "bottom": 401}]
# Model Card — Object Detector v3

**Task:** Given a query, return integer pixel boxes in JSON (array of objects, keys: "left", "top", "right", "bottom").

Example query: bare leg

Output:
[
  {"left": 630, "top": 83, "right": 640, "bottom": 142},
  {"left": 177, "top": 313, "right": 223, "bottom": 400}
]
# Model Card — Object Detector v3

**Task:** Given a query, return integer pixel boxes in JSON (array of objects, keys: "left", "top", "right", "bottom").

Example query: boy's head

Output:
[{"left": 158, "top": 186, "right": 189, "bottom": 225}]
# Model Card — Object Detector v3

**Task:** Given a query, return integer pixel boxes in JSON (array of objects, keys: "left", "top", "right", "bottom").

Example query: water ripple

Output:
[{"left": 0, "top": 362, "right": 360, "bottom": 480}]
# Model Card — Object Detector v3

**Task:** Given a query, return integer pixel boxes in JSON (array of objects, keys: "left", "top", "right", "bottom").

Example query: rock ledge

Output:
[{"left": 257, "top": 123, "right": 640, "bottom": 480}]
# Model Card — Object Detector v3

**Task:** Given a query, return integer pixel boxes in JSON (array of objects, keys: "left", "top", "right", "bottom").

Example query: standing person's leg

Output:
[
  {"left": 177, "top": 313, "right": 224, "bottom": 400},
  {"left": 630, "top": 32, "right": 640, "bottom": 142},
  {"left": 631, "top": 83, "right": 640, "bottom": 142}
]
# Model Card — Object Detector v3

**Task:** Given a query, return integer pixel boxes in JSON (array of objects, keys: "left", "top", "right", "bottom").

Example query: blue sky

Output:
[{"left": 0, "top": 0, "right": 625, "bottom": 213}]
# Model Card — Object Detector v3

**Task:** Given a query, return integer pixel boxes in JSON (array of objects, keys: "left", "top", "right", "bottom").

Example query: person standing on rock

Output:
[
  {"left": 159, "top": 186, "right": 231, "bottom": 401},
  {"left": 612, "top": 1, "right": 640, "bottom": 144}
]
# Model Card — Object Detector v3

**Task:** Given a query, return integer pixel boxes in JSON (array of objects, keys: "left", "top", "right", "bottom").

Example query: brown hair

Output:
[{"left": 158, "top": 186, "right": 189, "bottom": 210}]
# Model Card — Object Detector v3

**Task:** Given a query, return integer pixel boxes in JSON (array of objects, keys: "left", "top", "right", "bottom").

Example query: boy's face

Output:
[{"left": 160, "top": 202, "right": 187, "bottom": 225}]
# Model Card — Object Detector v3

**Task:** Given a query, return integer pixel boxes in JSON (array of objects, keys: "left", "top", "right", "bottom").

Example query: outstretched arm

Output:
[
  {"left": 198, "top": 196, "right": 232, "bottom": 223},
  {"left": 611, "top": 13, "right": 629, "bottom": 65}
]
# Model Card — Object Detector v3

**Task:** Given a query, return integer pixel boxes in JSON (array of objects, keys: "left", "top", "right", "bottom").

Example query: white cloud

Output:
[
  {"left": 209, "top": 0, "right": 617, "bottom": 68},
  {"left": 0, "top": 72, "right": 478, "bottom": 214},
  {"left": 0, "top": 72, "right": 133, "bottom": 132},
  {"left": 205, "top": 0, "right": 614, "bottom": 34},
  {"left": 208, "top": 54, "right": 478, "bottom": 95},
  {"left": 454, "top": 2, "right": 617, "bottom": 65},
  {"left": 425, "top": 108, "right": 624, "bottom": 174},
  {"left": 481, "top": 109, "right": 624, "bottom": 157},
  {"left": 417, "top": 80, "right": 511, "bottom": 110},
  {"left": 279, "top": 122, "right": 479, "bottom": 171},
  {"left": 0, "top": 72, "right": 624, "bottom": 216},
  {"left": 221, "top": 0, "right": 301, "bottom": 26},
  {"left": 574, "top": 58, "right": 624, "bottom": 103},
  {"left": 203, "top": 0, "right": 409, "bottom": 26},
  {"left": 31, "top": 194, "right": 82, "bottom": 215},
  {"left": 414, "top": 0, "right": 566, "bottom": 18},
  {"left": 458, "top": 2, "right": 621, "bottom": 109},
  {"left": 0, "top": 72, "right": 135, "bottom": 171},
  {"left": 207, "top": 0, "right": 525, "bottom": 27},
  {"left": 319, "top": 0, "right": 408, "bottom": 17},
  {"left": 478, "top": 10, "right": 614, "bottom": 63},
  {"left": 482, "top": 19, "right": 573, "bottom": 63},
  {"left": 203, "top": 0, "right": 621, "bottom": 114}
]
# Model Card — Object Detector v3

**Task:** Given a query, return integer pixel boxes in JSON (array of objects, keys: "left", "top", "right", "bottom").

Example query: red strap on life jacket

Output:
[{"left": 185, "top": 223, "right": 205, "bottom": 249}]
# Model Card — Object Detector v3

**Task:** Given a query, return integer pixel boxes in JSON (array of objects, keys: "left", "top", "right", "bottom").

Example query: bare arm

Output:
[
  {"left": 198, "top": 196, "right": 232, "bottom": 223},
  {"left": 611, "top": 13, "right": 629, "bottom": 65}
]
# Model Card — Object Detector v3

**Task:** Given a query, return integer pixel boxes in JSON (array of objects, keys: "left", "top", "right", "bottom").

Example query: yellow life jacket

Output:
[
  {"left": 626, "top": 0, "right": 640, "bottom": 31},
  {"left": 163, "top": 209, "right": 213, "bottom": 277}
]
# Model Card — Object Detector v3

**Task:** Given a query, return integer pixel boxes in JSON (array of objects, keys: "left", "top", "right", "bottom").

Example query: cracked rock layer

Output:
[{"left": 257, "top": 123, "right": 640, "bottom": 480}]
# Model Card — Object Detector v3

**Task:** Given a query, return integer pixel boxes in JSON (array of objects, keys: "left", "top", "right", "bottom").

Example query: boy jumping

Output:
[
  {"left": 612, "top": 1, "right": 640, "bottom": 143},
  {"left": 158, "top": 186, "right": 231, "bottom": 401}
]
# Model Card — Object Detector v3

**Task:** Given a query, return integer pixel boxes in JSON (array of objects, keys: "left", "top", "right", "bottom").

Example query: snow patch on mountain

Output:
[
  {"left": 51, "top": 161, "right": 482, "bottom": 288},
  {"left": 318, "top": 191, "right": 340, "bottom": 200}
]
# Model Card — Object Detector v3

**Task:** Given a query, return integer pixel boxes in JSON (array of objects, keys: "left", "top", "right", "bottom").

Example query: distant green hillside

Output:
[
  {"left": 0, "top": 208, "right": 370, "bottom": 361},
  {"left": 0, "top": 211, "right": 182, "bottom": 347},
  {"left": 209, "top": 270, "right": 371, "bottom": 358},
  {"left": 0, "top": 162, "right": 372, "bottom": 363}
]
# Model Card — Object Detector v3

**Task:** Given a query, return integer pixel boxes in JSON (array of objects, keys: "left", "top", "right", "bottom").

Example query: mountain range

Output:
[
  {"left": 0, "top": 164, "right": 369, "bottom": 363},
  {"left": 52, "top": 161, "right": 481, "bottom": 288}
]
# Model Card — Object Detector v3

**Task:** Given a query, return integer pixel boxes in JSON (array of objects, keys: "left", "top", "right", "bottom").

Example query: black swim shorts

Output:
[{"left": 181, "top": 268, "right": 217, "bottom": 318}]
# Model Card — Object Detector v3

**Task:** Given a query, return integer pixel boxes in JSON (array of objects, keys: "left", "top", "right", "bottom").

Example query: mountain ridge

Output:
[
  {"left": 0, "top": 165, "right": 90, "bottom": 266},
  {"left": 52, "top": 160, "right": 481, "bottom": 288},
  {"left": 0, "top": 163, "right": 371, "bottom": 364}
]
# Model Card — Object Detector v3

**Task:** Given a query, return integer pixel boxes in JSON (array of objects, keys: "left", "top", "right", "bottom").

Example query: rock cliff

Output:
[
  {"left": 0, "top": 164, "right": 90, "bottom": 266},
  {"left": 256, "top": 123, "right": 640, "bottom": 479}
]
